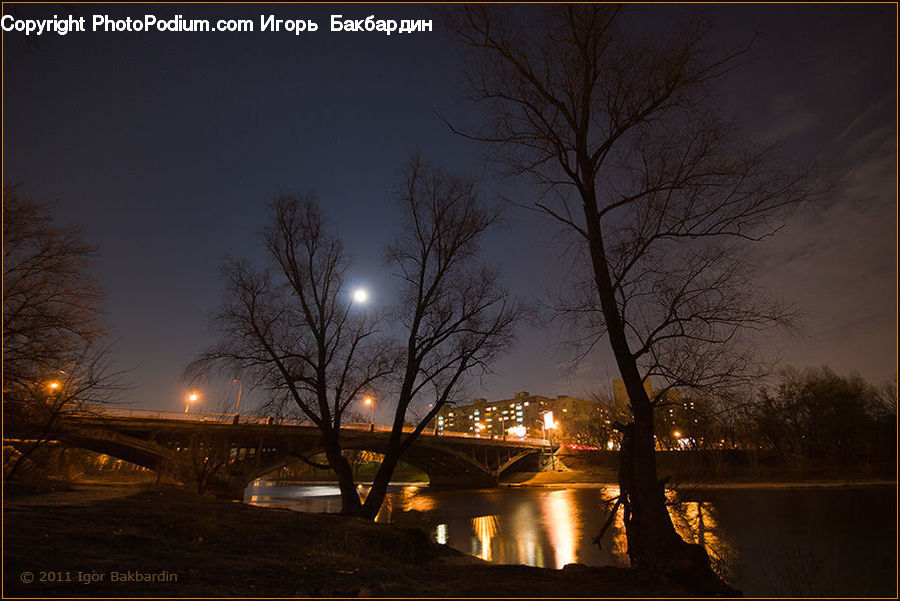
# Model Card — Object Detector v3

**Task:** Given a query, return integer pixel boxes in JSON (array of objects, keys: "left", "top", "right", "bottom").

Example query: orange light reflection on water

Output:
[
  {"left": 508, "top": 499, "right": 542, "bottom": 566},
  {"left": 539, "top": 489, "right": 582, "bottom": 568},
  {"left": 400, "top": 486, "right": 435, "bottom": 513},
  {"left": 597, "top": 486, "right": 736, "bottom": 581},
  {"left": 599, "top": 485, "right": 630, "bottom": 563},
  {"left": 472, "top": 515, "right": 499, "bottom": 561},
  {"left": 667, "top": 495, "right": 737, "bottom": 581}
]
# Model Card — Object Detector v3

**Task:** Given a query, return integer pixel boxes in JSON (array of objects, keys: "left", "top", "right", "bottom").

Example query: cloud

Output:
[{"left": 754, "top": 94, "right": 897, "bottom": 381}]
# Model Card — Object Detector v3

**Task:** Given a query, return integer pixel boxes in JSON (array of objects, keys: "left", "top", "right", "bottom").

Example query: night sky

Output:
[{"left": 3, "top": 4, "right": 896, "bottom": 415}]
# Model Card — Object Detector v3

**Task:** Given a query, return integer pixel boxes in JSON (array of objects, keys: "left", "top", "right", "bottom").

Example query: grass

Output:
[{"left": 3, "top": 484, "right": 687, "bottom": 598}]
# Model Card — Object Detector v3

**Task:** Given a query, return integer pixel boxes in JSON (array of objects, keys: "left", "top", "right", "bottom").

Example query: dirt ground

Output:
[{"left": 3, "top": 484, "right": 687, "bottom": 598}]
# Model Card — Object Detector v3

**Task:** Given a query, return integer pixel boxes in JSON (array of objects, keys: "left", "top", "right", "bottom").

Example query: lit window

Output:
[{"left": 524, "top": 402, "right": 529, "bottom": 406}]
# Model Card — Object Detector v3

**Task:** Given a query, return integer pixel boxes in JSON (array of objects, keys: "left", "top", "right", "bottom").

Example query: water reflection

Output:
[
  {"left": 472, "top": 515, "right": 499, "bottom": 561},
  {"left": 667, "top": 497, "right": 737, "bottom": 581},
  {"left": 586, "top": 486, "right": 736, "bottom": 578},
  {"left": 246, "top": 482, "right": 346, "bottom": 513},
  {"left": 246, "top": 483, "right": 734, "bottom": 574},
  {"left": 600, "top": 486, "right": 630, "bottom": 561},
  {"left": 540, "top": 489, "right": 580, "bottom": 568},
  {"left": 244, "top": 481, "right": 896, "bottom": 596},
  {"left": 509, "top": 499, "right": 542, "bottom": 566},
  {"left": 435, "top": 523, "right": 448, "bottom": 545},
  {"left": 400, "top": 485, "right": 435, "bottom": 513},
  {"left": 374, "top": 490, "right": 393, "bottom": 522}
]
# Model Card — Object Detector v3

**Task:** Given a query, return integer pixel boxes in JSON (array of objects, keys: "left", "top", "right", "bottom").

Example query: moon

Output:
[{"left": 352, "top": 288, "right": 369, "bottom": 304}]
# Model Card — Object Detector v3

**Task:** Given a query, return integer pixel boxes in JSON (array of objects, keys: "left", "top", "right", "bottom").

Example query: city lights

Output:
[
  {"left": 542, "top": 411, "right": 557, "bottom": 430},
  {"left": 508, "top": 425, "right": 527, "bottom": 438}
]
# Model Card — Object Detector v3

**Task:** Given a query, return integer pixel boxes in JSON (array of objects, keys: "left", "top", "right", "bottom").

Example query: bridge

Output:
[{"left": 6, "top": 407, "right": 558, "bottom": 498}]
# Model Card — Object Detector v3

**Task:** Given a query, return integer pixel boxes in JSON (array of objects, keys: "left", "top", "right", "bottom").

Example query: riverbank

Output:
[
  {"left": 3, "top": 484, "right": 688, "bottom": 598},
  {"left": 504, "top": 469, "right": 897, "bottom": 488}
]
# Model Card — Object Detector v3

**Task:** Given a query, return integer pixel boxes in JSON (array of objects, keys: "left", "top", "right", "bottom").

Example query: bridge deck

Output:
[
  {"left": 6, "top": 405, "right": 558, "bottom": 497},
  {"left": 63, "top": 406, "right": 551, "bottom": 449}
]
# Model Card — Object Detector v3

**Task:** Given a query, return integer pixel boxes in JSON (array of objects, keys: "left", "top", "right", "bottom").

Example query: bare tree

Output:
[
  {"left": 755, "top": 366, "right": 896, "bottom": 465},
  {"left": 450, "top": 5, "right": 816, "bottom": 589},
  {"left": 185, "top": 432, "right": 236, "bottom": 496},
  {"left": 3, "top": 186, "right": 121, "bottom": 483},
  {"left": 359, "top": 157, "right": 520, "bottom": 519},
  {"left": 3, "top": 186, "right": 104, "bottom": 393},
  {"left": 188, "top": 194, "right": 393, "bottom": 514}
]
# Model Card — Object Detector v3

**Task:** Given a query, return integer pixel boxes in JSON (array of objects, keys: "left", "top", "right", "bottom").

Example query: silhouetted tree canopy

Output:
[
  {"left": 3, "top": 185, "right": 119, "bottom": 482},
  {"left": 451, "top": 4, "right": 818, "bottom": 590}
]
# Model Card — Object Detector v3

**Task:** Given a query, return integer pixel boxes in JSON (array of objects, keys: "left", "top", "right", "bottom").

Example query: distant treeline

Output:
[{"left": 654, "top": 366, "right": 897, "bottom": 466}]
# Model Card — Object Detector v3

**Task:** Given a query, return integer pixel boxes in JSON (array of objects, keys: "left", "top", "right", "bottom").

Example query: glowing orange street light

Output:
[
  {"left": 542, "top": 411, "right": 559, "bottom": 470},
  {"left": 47, "top": 380, "right": 61, "bottom": 391},
  {"left": 363, "top": 396, "right": 375, "bottom": 430},
  {"left": 185, "top": 392, "right": 200, "bottom": 414},
  {"left": 232, "top": 378, "right": 243, "bottom": 424}
]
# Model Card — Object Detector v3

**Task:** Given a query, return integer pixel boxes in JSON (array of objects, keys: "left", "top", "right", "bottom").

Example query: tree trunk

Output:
[
  {"left": 322, "top": 432, "right": 363, "bottom": 516},
  {"left": 360, "top": 364, "right": 417, "bottom": 521},
  {"left": 361, "top": 445, "right": 401, "bottom": 520},
  {"left": 581, "top": 192, "right": 735, "bottom": 593}
]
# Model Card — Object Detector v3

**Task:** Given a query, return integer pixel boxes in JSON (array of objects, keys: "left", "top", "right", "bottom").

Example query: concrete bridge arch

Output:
[{"left": 6, "top": 411, "right": 556, "bottom": 498}]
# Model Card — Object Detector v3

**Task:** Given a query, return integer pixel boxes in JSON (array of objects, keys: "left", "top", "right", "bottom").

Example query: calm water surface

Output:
[{"left": 246, "top": 482, "right": 896, "bottom": 597}]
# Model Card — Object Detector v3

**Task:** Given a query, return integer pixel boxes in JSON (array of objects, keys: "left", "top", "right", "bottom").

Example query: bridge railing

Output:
[
  {"left": 87, "top": 406, "right": 272, "bottom": 424},
  {"left": 74, "top": 405, "right": 549, "bottom": 446}
]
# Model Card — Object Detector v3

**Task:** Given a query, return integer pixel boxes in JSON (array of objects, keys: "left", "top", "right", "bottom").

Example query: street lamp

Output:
[
  {"left": 542, "top": 411, "right": 559, "bottom": 470},
  {"left": 45, "top": 380, "right": 63, "bottom": 406},
  {"left": 427, "top": 403, "right": 439, "bottom": 436},
  {"left": 232, "top": 378, "right": 243, "bottom": 424},
  {"left": 363, "top": 396, "right": 375, "bottom": 431},
  {"left": 185, "top": 392, "right": 199, "bottom": 414}
]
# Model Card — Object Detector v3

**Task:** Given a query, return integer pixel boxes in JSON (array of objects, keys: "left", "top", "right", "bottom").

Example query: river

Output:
[{"left": 245, "top": 481, "right": 896, "bottom": 597}]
